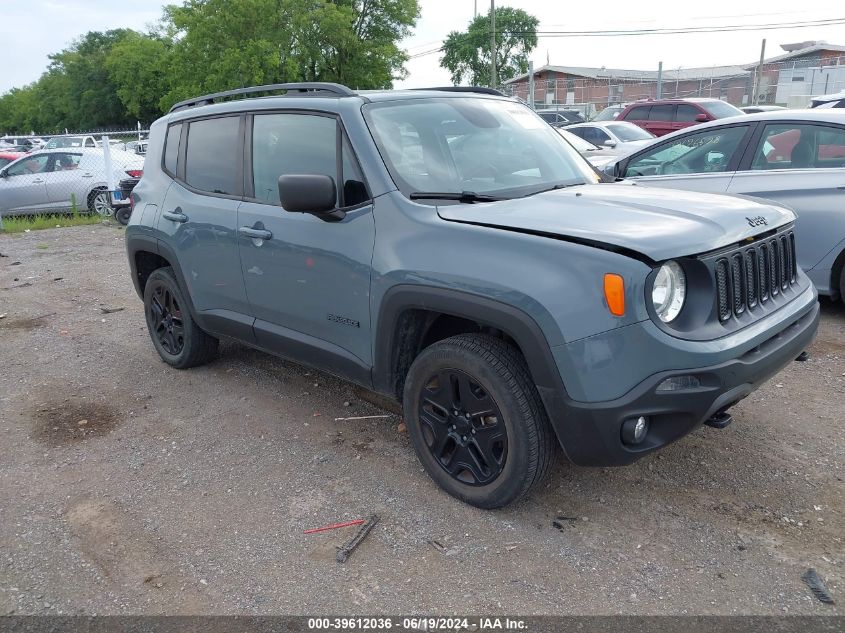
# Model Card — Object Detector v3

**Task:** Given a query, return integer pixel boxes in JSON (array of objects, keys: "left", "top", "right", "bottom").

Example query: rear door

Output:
[
  {"left": 727, "top": 121, "right": 845, "bottom": 274},
  {"left": 237, "top": 111, "right": 376, "bottom": 372},
  {"left": 621, "top": 123, "right": 753, "bottom": 193},
  {"left": 645, "top": 104, "right": 676, "bottom": 137},
  {"left": 156, "top": 114, "right": 254, "bottom": 340},
  {"left": 43, "top": 152, "right": 83, "bottom": 209},
  {"left": 0, "top": 153, "right": 50, "bottom": 213},
  {"left": 620, "top": 105, "right": 651, "bottom": 133}
]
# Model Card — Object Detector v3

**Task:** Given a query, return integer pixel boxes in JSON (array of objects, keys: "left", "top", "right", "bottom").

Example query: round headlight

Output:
[{"left": 652, "top": 261, "right": 686, "bottom": 322}]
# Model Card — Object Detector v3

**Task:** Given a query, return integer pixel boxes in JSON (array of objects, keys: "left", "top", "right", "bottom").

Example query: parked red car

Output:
[
  {"left": 0, "top": 151, "right": 25, "bottom": 168},
  {"left": 617, "top": 98, "right": 744, "bottom": 137}
]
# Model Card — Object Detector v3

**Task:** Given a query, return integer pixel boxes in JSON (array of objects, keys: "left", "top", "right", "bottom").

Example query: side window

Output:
[
  {"left": 567, "top": 127, "right": 588, "bottom": 141},
  {"left": 624, "top": 106, "right": 651, "bottom": 120},
  {"left": 184, "top": 116, "right": 240, "bottom": 195},
  {"left": 675, "top": 105, "right": 700, "bottom": 122},
  {"left": 252, "top": 113, "right": 337, "bottom": 205},
  {"left": 649, "top": 105, "right": 674, "bottom": 121},
  {"left": 625, "top": 126, "right": 748, "bottom": 177},
  {"left": 85, "top": 138, "right": 96, "bottom": 148},
  {"left": 751, "top": 123, "right": 845, "bottom": 170},
  {"left": 592, "top": 128, "right": 611, "bottom": 144},
  {"left": 6, "top": 154, "right": 49, "bottom": 176},
  {"left": 50, "top": 153, "right": 81, "bottom": 171},
  {"left": 163, "top": 123, "right": 182, "bottom": 176}
]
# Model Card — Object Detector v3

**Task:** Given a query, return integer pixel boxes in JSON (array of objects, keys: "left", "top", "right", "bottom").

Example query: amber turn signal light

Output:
[{"left": 604, "top": 274, "right": 625, "bottom": 316}]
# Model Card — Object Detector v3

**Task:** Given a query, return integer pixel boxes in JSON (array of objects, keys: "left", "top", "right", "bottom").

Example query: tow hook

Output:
[{"left": 704, "top": 411, "right": 733, "bottom": 429}]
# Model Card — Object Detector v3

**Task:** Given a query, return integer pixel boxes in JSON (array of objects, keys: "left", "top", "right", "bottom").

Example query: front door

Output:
[{"left": 237, "top": 111, "right": 375, "bottom": 373}]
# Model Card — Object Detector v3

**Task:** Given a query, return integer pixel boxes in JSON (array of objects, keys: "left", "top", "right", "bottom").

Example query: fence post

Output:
[
  {"left": 528, "top": 61, "right": 535, "bottom": 109},
  {"left": 656, "top": 61, "right": 663, "bottom": 99},
  {"left": 102, "top": 135, "right": 115, "bottom": 199}
]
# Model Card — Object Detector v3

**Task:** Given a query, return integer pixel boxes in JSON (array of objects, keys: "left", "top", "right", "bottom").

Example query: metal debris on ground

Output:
[
  {"left": 99, "top": 306, "right": 125, "bottom": 314},
  {"left": 802, "top": 568, "right": 835, "bottom": 604},
  {"left": 333, "top": 415, "right": 391, "bottom": 422},
  {"left": 303, "top": 519, "right": 365, "bottom": 535},
  {"left": 336, "top": 514, "right": 379, "bottom": 563}
]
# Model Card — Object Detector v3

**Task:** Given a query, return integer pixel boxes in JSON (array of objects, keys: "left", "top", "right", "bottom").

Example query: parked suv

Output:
[
  {"left": 618, "top": 98, "right": 744, "bottom": 137},
  {"left": 535, "top": 108, "right": 586, "bottom": 127},
  {"left": 126, "top": 83, "right": 819, "bottom": 508}
]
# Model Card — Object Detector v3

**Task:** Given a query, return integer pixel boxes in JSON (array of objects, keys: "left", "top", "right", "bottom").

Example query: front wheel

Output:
[{"left": 402, "top": 334, "right": 555, "bottom": 508}]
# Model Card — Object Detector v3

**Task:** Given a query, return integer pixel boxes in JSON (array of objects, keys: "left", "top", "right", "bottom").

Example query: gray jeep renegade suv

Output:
[{"left": 126, "top": 83, "right": 819, "bottom": 508}]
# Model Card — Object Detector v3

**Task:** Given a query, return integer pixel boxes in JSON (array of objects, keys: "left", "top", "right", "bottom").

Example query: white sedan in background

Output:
[
  {"left": 565, "top": 120, "right": 656, "bottom": 151},
  {"left": 0, "top": 147, "right": 144, "bottom": 216}
]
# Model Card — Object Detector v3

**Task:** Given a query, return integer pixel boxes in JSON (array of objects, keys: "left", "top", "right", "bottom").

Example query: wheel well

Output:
[
  {"left": 134, "top": 251, "right": 171, "bottom": 294},
  {"left": 831, "top": 246, "right": 845, "bottom": 301},
  {"left": 389, "top": 309, "right": 524, "bottom": 401}
]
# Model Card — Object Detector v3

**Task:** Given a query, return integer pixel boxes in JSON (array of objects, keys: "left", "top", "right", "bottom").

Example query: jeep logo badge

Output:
[{"left": 746, "top": 216, "right": 768, "bottom": 227}]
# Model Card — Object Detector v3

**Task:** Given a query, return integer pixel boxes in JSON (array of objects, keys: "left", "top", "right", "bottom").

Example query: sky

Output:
[{"left": 2, "top": 0, "right": 845, "bottom": 94}]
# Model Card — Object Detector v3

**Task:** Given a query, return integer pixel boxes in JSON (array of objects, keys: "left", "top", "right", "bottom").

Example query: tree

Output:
[
  {"left": 105, "top": 32, "right": 172, "bottom": 123},
  {"left": 440, "top": 6, "right": 538, "bottom": 87}
]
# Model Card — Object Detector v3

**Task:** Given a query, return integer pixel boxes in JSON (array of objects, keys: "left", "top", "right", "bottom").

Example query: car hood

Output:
[{"left": 436, "top": 182, "right": 795, "bottom": 262}]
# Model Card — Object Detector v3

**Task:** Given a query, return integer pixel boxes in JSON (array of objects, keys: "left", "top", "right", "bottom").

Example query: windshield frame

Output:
[{"left": 362, "top": 96, "right": 598, "bottom": 203}]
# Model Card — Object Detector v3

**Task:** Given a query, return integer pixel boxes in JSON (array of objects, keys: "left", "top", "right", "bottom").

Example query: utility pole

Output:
[
  {"left": 474, "top": 0, "right": 477, "bottom": 18},
  {"left": 752, "top": 39, "right": 767, "bottom": 104},
  {"left": 490, "top": 0, "right": 497, "bottom": 88},
  {"left": 656, "top": 61, "right": 663, "bottom": 99}
]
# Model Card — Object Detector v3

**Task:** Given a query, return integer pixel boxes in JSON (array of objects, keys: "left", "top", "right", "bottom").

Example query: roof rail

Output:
[
  {"left": 412, "top": 86, "right": 506, "bottom": 97},
  {"left": 169, "top": 82, "right": 357, "bottom": 113}
]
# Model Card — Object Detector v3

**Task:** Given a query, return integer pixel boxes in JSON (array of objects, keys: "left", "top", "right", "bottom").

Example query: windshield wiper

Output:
[
  {"left": 409, "top": 191, "right": 505, "bottom": 203},
  {"left": 527, "top": 183, "right": 578, "bottom": 196}
]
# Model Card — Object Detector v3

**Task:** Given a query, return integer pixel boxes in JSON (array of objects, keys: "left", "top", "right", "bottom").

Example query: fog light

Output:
[
  {"left": 622, "top": 416, "right": 649, "bottom": 445},
  {"left": 656, "top": 375, "right": 701, "bottom": 392}
]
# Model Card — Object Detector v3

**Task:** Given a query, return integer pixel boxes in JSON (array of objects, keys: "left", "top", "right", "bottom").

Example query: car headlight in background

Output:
[{"left": 652, "top": 261, "right": 686, "bottom": 322}]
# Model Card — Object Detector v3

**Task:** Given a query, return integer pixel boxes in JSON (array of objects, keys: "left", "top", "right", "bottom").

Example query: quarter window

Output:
[
  {"left": 625, "top": 126, "right": 748, "bottom": 177},
  {"left": 185, "top": 117, "right": 240, "bottom": 195},
  {"left": 163, "top": 123, "right": 182, "bottom": 176}
]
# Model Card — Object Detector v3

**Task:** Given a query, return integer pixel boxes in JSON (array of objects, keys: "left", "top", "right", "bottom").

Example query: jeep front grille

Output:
[{"left": 714, "top": 232, "right": 797, "bottom": 321}]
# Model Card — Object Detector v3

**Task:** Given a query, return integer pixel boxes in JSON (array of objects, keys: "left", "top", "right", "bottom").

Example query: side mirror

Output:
[
  {"left": 278, "top": 174, "right": 345, "bottom": 222},
  {"left": 603, "top": 140, "right": 618, "bottom": 149},
  {"left": 0, "top": 169, "right": 7, "bottom": 178},
  {"left": 695, "top": 113, "right": 709, "bottom": 122}
]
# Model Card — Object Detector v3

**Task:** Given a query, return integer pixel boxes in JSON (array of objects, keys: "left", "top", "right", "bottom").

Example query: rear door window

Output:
[
  {"left": 184, "top": 116, "right": 241, "bottom": 195},
  {"left": 751, "top": 123, "right": 845, "bottom": 170},
  {"left": 648, "top": 105, "right": 675, "bottom": 121},
  {"left": 624, "top": 105, "right": 651, "bottom": 120}
]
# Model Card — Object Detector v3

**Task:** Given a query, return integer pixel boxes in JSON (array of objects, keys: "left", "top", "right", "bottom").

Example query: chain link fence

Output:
[
  {"left": 0, "top": 134, "right": 145, "bottom": 220},
  {"left": 500, "top": 56, "right": 845, "bottom": 118}
]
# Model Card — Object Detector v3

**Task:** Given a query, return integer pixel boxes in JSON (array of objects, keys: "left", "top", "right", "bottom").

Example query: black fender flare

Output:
[{"left": 371, "top": 284, "right": 569, "bottom": 402}]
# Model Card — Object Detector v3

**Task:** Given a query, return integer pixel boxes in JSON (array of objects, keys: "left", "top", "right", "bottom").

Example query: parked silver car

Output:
[
  {"left": 556, "top": 128, "right": 628, "bottom": 169},
  {"left": 0, "top": 147, "right": 144, "bottom": 216},
  {"left": 565, "top": 121, "right": 655, "bottom": 151},
  {"left": 602, "top": 110, "right": 845, "bottom": 300}
]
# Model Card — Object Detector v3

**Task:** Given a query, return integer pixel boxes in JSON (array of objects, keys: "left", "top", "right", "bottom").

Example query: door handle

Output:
[
  {"left": 238, "top": 226, "right": 273, "bottom": 240},
  {"left": 163, "top": 209, "right": 188, "bottom": 223},
  {"left": 31, "top": 179, "right": 44, "bottom": 183},
  {"left": 81, "top": 173, "right": 93, "bottom": 178}
]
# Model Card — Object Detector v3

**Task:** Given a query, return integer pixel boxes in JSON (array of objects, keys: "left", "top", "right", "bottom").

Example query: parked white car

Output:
[
  {"left": 565, "top": 121, "right": 655, "bottom": 151},
  {"left": 44, "top": 135, "right": 99, "bottom": 149},
  {"left": 556, "top": 129, "right": 620, "bottom": 169},
  {"left": 0, "top": 147, "right": 144, "bottom": 216}
]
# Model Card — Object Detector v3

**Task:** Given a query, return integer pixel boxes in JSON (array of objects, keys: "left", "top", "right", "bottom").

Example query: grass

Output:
[{"left": 0, "top": 213, "right": 104, "bottom": 234}]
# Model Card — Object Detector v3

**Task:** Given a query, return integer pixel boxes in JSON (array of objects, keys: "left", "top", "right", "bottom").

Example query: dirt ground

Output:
[{"left": 0, "top": 224, "right": 842, "bottom": 616}]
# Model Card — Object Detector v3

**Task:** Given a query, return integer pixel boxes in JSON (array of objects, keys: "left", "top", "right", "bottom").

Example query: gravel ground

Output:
[{"left": 0, "top": 224, "right": 843, "bottom": 616}]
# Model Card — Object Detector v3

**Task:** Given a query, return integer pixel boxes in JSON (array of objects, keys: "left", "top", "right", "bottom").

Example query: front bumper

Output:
[{"left": 539, "top": 297, "right": 820, "bottom": 466}]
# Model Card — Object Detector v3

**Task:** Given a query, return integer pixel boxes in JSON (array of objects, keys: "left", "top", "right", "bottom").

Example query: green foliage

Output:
[
  {"left": 440, "top": 6, "right": 539, "bottom": 87},
  {"left": 0, "top": 213, "right": 104, "bottom": 234},
  {"left": 0, "top": 0, "right": 420, "bottom": 133}
]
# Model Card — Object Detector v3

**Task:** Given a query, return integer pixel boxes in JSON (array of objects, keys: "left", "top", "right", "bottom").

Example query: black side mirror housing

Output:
[{"left": 278, "top": 174, "right": 345, "bottom": 222}]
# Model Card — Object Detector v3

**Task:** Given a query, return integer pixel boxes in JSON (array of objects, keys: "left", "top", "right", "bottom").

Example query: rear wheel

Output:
[
  {"left": 143, "top": 267, "right": 218, "bottom": 369},
  {"left": 402, "top": 334, "right": 554, "bottom": 508},
  {"left": 115, "top": 206, "right": 131, "bottom": 225},
  {"left": 87, "top": 187, "right": 111, "bottom": 216}
]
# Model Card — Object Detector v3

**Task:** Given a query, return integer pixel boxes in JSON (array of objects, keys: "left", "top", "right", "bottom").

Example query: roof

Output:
[
  {"left": 746, "top": 43, "right": 845, "bottom": 67},
  {"left": 647, "top": 109, "right": 845, "bottom": 141},
  {"left": 504, "top": 64, "right": 750, "bottom": 84}
]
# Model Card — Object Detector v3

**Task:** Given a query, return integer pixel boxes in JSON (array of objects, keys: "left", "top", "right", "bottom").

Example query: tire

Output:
[
  {"left": 87, "top": 187, "right": 111, "bottom": 216},
  {"left": 115, "top": 206, "right": 131, "bottom": 226},
  {"left": 143, "top": 267, "right": 218, "bottom": 369},
  {"left": 840, "top": 265, "right": 845, "bottom": 304},
  {"left": 402, "top": 333, "right": 555, "bottom": 508}
]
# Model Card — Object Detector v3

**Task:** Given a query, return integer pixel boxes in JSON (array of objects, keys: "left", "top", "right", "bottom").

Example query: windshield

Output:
[
  {"left": 364, "top": 97, "right": 597, "bottom": 200},
  {"left": 606, "top": 123, "right": 653, "bottom": 142},
  {"left": 593, "top": 106, "right": 622, "bottom": 121},
  {"left": 45, "top": 136, "right": 84, "bottom": 148},
  {"left": 701, "top": 101, "right": 744, "bottom": 119}
]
